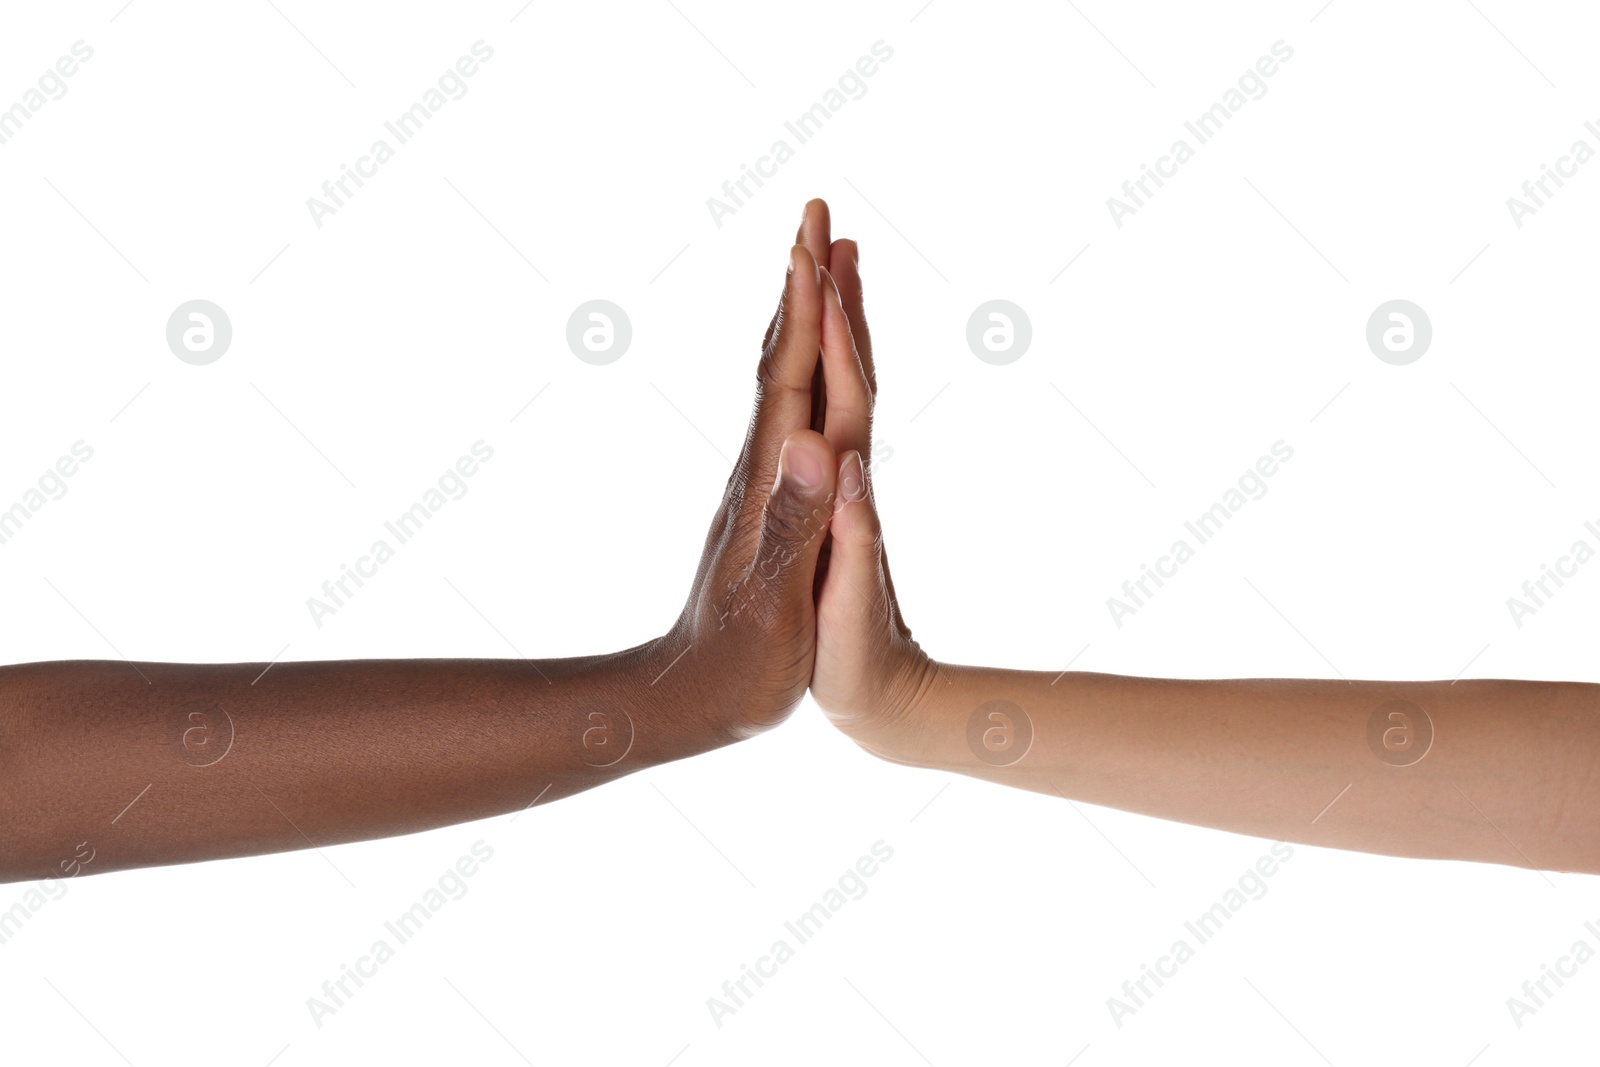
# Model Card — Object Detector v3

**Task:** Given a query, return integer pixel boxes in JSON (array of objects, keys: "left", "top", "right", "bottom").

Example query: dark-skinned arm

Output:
[{"left": 0, "top": 202, "right": 845, "bottom": 884}]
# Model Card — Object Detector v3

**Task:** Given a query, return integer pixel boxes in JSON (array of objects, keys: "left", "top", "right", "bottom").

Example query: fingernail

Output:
[
  {"left": 788, "top": 245, "right": 800, "bottom": 274},
  {"left": 819, "top": 266, "right": 840, "bottom": 302},
  {"left": 840, "top": 450, "right": 866, "bottom": 502},
  {"left": 779, "top": 438, "right": 823, "bottom": 491},
  {"left": 843, "top": 239, "right": 859, "bottom": 267}
]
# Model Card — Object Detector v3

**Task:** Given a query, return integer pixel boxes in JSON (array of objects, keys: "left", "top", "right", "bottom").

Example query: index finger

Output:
[
  {"left": 738, "top": 243, "right": 824, "bottom": 506},
  {"left": 827, "top": 238, "right": 874, "bottom": 395}
]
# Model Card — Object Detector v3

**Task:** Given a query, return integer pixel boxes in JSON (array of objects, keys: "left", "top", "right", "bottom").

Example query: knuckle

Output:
[
  {"left": 759, "top": 299, "right": 789, "bottom": 370},
  {"left": 762, "top": 488, "right": 829, "bottom": 550},
  {"left": 755, "top": 349, "right": 779, "bottom": 390},
  {"left": 851, "top": 523, "right": 885, "bottom": 555},
  {"left": 715, "top": 564, "right": 786, "bottom": 636}
]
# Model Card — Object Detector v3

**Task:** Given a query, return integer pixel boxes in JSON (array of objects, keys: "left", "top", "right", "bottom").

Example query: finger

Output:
[
  {"left": 735, "top": 430, "right": 838, "bottom": 626},
  {"left": 796, "top": 199, "right": 832, "bottom": 269},
  {"left": 818, "top": 265, "right": 873, "bottom": 461},
  {"left": 745, "top": 245, "right": 824, "bottom": 495},
  {"left": 819, "top": 448, "right": 891, "bottom": 630},
  {"left": 827, "top": 238, "right": 875, "bottom": 394},
  {"left": 797, "top": 201, "right": 832, "bottom": 435},
  {"left": 760, "top": 211, "right": 825, "bottom": 355}
]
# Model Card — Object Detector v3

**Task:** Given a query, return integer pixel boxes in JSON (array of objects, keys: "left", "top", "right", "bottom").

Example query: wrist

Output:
[
  {"left": 850, "top": 660, "right": 1038, "bottom": 776},
  {"left": 575, "top": 633, "right": 740, "bottom": 771},
  {"left": 634, "top": 626, "right": 778, "bottom": 751},
  {"left": 840, "top": 650, "right": 953, "bottom": 770}
]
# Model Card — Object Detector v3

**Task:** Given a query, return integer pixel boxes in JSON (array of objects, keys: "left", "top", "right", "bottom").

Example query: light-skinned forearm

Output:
[{"left": 876, "top": 664, "right": 1600, "bottom": 874}]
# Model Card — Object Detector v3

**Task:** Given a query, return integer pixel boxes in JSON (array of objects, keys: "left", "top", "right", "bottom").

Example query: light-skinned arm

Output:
[{"left": 806, "top": 221, "right": 1600, "bottom": 877}]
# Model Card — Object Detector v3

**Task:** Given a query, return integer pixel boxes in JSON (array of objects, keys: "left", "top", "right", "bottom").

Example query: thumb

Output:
[
  {"left": 817, "top": 447, "right": 893, "bottom": 644},
  {"left": 740, "top": 430, "right": 837, "bottom": 623}
]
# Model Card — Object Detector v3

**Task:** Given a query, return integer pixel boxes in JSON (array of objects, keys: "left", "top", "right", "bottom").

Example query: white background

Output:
[{"left": 2, "top": 1, "right": 1598, "bottom": 1063}]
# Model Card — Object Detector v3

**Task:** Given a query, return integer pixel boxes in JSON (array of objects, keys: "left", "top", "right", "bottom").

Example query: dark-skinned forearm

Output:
[{"left": 0, "top": 639, "right": 735, "bottom": 882}]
